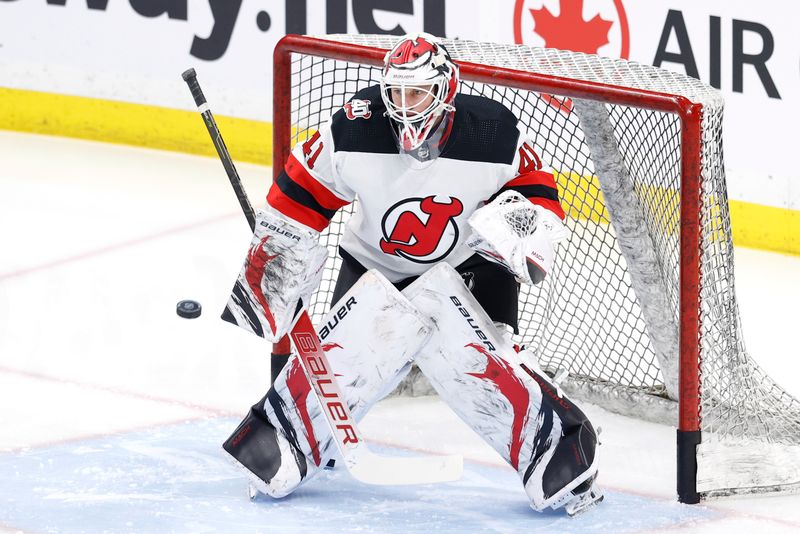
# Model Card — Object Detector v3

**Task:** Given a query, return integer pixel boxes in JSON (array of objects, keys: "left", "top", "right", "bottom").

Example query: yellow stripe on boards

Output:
[
  {"left": 1, "top": 87, "right": 798, "bottom": 256},
  {"left": 554, "top": 172, "right": 799, "bottom": 256},
  {"left": 0, "top": 86, "right": 271, "bottom": 166},
  {"left": 730, "top": 200, "right": 800, "bottom": 256}
]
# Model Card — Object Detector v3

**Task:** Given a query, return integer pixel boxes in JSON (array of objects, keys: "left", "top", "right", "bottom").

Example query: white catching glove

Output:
[
  {"left": 466, "top": 191, "right": 569, "bottom": 285},
  {"left": 222, "top": 209, "right": 329, "bottom": 342}
]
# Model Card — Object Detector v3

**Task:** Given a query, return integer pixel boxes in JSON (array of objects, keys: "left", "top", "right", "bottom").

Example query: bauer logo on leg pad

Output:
[
  {"left": 449, "top": 296, "right": 496, "bottom": 352},
  {"left": 319, "top": 296, "right": 357, "bottom": 340}
]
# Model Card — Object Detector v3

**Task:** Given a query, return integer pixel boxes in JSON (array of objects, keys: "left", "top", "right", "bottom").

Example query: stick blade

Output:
[{"left": 345, "top": 448, "right": 463, "bottom": 485}]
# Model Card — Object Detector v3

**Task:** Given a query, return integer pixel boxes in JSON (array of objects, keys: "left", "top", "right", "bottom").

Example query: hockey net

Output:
[{"left": 272, "top": 34, "right": 800, "bottom": 502}]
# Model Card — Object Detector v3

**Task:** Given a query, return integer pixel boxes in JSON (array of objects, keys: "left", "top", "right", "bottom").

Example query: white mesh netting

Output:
[{"left": 280, "top": 34, "right": 800, "bottom": 498}]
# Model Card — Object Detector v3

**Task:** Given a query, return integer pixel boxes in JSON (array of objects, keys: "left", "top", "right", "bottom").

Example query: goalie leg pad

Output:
[
  {"left": 403, "top": 263, "right": 599, "bottom": 512},
  {"left": 224, "top": 269, "right": 432, "bottom": 497}
]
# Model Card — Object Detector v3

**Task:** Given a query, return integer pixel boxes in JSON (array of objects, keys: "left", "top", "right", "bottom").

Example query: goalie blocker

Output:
[{"left": 222, "top": 209, "right": 328, "bottom": 342}]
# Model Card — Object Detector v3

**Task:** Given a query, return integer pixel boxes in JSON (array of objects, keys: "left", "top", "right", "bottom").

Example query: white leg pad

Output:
[
  {"left": 403, "top": 263, "right": 598, "bottom": 511},
  {"left": 260, "top": 269, "right": 432, "bottom": 495}
]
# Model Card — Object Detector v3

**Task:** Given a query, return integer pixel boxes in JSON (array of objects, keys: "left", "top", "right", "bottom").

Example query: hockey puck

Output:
[{"left": 176, "top": 300, "right": 202, "bottom": 319}]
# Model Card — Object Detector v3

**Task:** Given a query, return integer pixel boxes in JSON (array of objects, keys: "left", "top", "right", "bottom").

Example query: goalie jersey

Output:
[{"left": 267, "top": 85, "right": 565, "bottom": 283}]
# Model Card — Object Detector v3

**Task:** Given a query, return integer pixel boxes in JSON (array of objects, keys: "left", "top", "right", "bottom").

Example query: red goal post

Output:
[{"left": 269, "top": 33, "right": 799, "bottom": 504}]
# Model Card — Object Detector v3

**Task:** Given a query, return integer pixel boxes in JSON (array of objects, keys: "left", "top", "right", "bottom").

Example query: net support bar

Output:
[{"left": 572, "top": 99, "right": 681, "bottom": 401}]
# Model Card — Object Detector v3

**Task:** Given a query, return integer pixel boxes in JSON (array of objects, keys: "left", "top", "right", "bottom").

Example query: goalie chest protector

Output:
[{"left": 273, "top": 84, "right": 528, "bottom": 283}]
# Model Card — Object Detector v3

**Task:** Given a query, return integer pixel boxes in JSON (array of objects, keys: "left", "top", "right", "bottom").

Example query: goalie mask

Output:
[{"left": 380, "top": 33, "right": 459, "bottom": 163}]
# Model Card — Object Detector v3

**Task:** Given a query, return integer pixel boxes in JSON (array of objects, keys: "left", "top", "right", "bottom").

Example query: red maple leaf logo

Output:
[
  {"left": 530, "top": 0, "right": 613, "bottom": 54},
  {"left": 526, "top": 0, "right": 613, "bottom": 117}
]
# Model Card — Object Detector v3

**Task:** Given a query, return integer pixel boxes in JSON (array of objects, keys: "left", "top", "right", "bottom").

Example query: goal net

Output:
[{"left": 271, "top": 34, "right": 800, "bottom": 502}]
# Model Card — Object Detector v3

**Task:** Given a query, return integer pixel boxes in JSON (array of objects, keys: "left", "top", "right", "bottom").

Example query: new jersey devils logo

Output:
[{"left": 380, "top": 196, "right": 463, "bottom": 263}]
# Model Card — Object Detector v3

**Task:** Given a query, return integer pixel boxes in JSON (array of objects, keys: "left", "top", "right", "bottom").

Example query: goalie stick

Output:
[{"left": 181, "top": 68, "right": 463, "bottom": 486}]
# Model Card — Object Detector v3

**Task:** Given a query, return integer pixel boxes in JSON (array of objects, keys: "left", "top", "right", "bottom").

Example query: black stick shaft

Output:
[
  {"left": 181, "top": 68, "right": 256, "bottom": 232},
  {"left": 183, "top": 67, "right": 291, "bottom": 384}
]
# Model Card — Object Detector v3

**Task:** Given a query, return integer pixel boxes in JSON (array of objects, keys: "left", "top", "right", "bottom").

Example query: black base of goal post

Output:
[{"left": 677, "top": 430, "right": 701, "bottom": 503}]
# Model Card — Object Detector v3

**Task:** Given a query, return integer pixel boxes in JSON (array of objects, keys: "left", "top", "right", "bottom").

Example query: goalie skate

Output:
[{"left": 560, "top": 476, "right": 604, "bottom": 517}]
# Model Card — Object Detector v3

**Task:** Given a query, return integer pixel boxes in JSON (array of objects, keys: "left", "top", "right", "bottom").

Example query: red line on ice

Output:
[
  {"left": 0, "top": 212, "right": 240, "bottom": 282},
  {"left": 0, "top": 365, "right": 234, "bottom": 418}
]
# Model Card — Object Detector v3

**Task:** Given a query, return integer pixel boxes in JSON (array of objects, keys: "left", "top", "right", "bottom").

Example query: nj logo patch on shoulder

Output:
[{"left": 344, "top": 99, "right": 372, "bottom": 120}]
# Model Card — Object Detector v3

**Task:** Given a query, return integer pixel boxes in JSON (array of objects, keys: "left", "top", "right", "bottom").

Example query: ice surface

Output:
[
  {"left": 0, "top": 418, "right": 716, "bottom": 534},
  {"left": 1, "top": 131, "right": 799, "bottom": 533}
]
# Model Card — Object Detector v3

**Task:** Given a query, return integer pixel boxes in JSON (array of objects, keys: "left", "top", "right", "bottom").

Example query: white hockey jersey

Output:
[{"left": 267, "top": 85, "right": 564, "bottom": 283}]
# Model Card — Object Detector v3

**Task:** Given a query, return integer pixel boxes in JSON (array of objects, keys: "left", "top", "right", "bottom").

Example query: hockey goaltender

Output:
[{"left": 220, "top": 33, "right": 602, "bottom": 516}]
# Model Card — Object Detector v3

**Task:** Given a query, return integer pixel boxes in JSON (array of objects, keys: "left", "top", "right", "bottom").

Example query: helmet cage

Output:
[
  {"left": 382, "top": 82, "right": 453, "bottom": 151},
  {"left": 379, "top": 34, "right": 459, "bottom": 152}
]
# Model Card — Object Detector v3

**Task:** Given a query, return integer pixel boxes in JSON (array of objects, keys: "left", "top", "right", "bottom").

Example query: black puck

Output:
[{"left": 176, "top": 300, "right": 202, "bottom": 319}]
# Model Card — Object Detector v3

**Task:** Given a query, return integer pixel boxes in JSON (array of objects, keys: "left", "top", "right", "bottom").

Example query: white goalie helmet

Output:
[{"left": 380, "top": 33, "right": 459, "bottom": 160}]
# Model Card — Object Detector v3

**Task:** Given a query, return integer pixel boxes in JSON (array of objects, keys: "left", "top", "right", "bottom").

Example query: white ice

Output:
[{"left": 1, "top": 131, "right": 799, "bottom": 533}]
